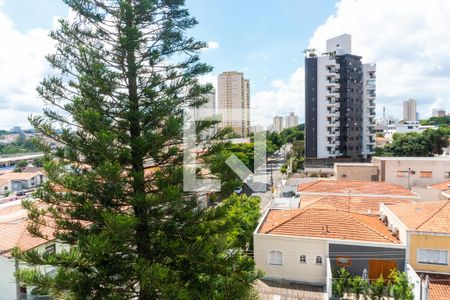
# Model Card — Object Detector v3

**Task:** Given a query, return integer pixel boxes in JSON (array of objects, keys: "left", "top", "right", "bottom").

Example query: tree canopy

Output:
[{"left": 15, "top": 1, "right": 261, "bottom": 299}]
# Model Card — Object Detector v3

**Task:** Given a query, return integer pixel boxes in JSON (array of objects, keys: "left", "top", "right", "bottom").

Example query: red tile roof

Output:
[
  {"left": 386, "top": 201, "right": 450, "bottom": 233},
  {"left": 430, "top": 180, "right": 450, "bottom": 191},
  {"left": 0, "top": 203, "right": 55, "bottom": 257},
  {"left": 259, "top": 208, "right": 399, "bottom": 244},
  {"left": 297, "top": 180, "right": 417, "bottom": 197},
  {"left": 421, "top": 273, "right": 450, "bottom": 300},
  {"left": 303, "top": 195, "right": 415, "bottom": 214}
]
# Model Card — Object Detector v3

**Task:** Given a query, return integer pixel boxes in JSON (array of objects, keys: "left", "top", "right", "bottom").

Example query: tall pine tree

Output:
[{"left": 15, "top": 0, "right": 260, "bottom": 298}]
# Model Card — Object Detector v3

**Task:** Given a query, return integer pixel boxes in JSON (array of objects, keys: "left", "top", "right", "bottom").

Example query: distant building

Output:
[
  {"left": 284, "top": 112, "right": 299, "bottom": 129},
  {"left": 402, "top": 99, "right": 417, "bottom": 121},
  {"left": 384, "top": 121, "right": 436, "bottom": 138},
  {"left": 432, "top": 108, "right": 446, "bottom": 118},
  {"left": 218, "top": 71, "right": 250, "bottom": 138},
  {"left": 10, "top": 126, "right": 22, "bottom": 134},
  {"left": 305, "top": 34, "right": 376, "bottom": 163},
  {"left": 272, "top": 116, "right": 283, "bottom": 133}
]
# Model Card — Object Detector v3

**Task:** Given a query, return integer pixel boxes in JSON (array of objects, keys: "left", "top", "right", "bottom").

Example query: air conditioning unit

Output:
[{"left": 393, "top": 227, "right": 399, "bottom": 237}]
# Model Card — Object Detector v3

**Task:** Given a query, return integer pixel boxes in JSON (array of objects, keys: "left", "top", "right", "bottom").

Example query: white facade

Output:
[
  {"left": 317, "top": 55, "right": 341, "bottom": 158},
  {"left": 362, "top": 63, "right": 377, "bottom": 156},
  {"left": 0, "top": 241, "right": 69, "bottom": 300},
  {"left": 253, "top": 233, "right": 328, "bottom": 285},
  {"left": 326, "top": 33, "right": 351, "bottom": 55},
  {"left": 218, "top": 72, "right": 250, "bottom": 137},
  {"left": 384, "top": 122, "right": 437, "bottom": 138},
  {"left": 403, "top": 99, "right": 417, "bottom": 122},
  {"left": 272, "top": 116, "right": 283, "bottom": 133},
  {"left": 372, "top": 157, "right": 450, "bottom": 188},
  {"left": 284, "top": 112, "right": 299, "bottom": 129}
]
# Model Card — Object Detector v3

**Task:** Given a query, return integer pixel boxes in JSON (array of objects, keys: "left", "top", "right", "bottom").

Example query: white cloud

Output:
[
  {"left": 251, "top": 68, "right": 304, "bottom": 128},
  {"left": 0, "top": 1, "right": 56, "bottom": 129},
  {"left": 308, "top": 0, "right": 450, "bottom": 119}
]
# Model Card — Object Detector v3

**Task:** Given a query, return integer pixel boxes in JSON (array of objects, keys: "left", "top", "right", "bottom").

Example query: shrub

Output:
[
  {"left": 388, "top": 269, "right": 414, "bottom": 300},
  {"left": 369, "top": 275, "right": 385, "bottom": 300}
]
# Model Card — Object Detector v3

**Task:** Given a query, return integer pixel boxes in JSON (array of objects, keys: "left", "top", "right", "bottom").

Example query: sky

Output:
[{"left": 0, "top": 0, "right": 450, "bottom": 129}]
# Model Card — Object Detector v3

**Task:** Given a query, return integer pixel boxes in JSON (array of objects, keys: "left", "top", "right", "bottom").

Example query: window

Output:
[
  {"left": 336, "top": 256, "right": 352, "bottom": 267},
  {"left": 268, "top": 250, "right": 283, "bottom": 266},
  {"left": 397, "top": 171, "right": 407, "bottom": 178},
  {"left": 417, "top": 249, "right": 448, "bottom": 265},
  {"left": 420, "top": 171, "right": 433, "bottom": 178},
  {"left": 45, "top": 244, "right": 56, "bottom": 255},
  {"left": 316, "top": 256, "right": 323, "bottom": 265},
  {"left": 299, "top": 255, "right": 307, "bottom": 264}
]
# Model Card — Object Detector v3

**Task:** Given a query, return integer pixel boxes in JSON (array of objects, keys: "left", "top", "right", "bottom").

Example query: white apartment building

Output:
[
  {"left": 284, "top": 112, "right": 299, "bottom": 129},
  {"left": 403, "top": 99, "right": 417, "bottom": 121},
  {"left": 272, "top": 116, "right": 283, "bottom": 133},
  {"left": 305, "top": 34, "right": 376, "bottom": 160},
  {"left": 217, "top": 71, "right": 250, "bottom": 138}
]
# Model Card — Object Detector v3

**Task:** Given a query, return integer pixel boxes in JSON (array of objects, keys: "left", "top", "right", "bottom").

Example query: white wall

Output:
[
  {"left": 0, "top": 257, "right": 16, "bottom": 300},
  {"left": 254, "top": 233, "right": 328, "bottom": 285},
  {"left": 379, "top": 203, "right": 408, "bottom": 244},
  {"left": 373, "top": 157, "right": 450, "bottom": 188}
]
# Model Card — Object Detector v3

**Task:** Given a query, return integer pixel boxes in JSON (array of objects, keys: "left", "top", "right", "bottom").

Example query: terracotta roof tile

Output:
[
  {"left": 303, "top": 195, "right": 415, "bottom": 214},
  {"left": 0, "top": 172, "right": 41, "bottom": 181},
  {"left": 298, "top": 180, "right": 416, "bottom": 197},
  {"left": 429, "top": 180, "right": 450, "bottom": 191},
  {"left": 0, "top": 203, "right": 55, "bottom": 257},
  {"left": 259, "top": 208, "right": 399, "bottom": 244},
  {"left": 386, "top": 201, "right": 450, "bottom": 233},
  {"left": 420, "top": 273, "right": 450, "bottom": 300}
]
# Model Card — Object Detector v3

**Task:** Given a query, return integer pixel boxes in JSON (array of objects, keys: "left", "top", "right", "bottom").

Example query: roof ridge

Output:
[
  {"left": 265, "top": 208, "right": 308, "bottom": 234},
  {"left": 348, "top": 212, "right": 398, "bottom": 243},
  {"left": 297, "top": 180, "right": 320, "bottom": 191},
  {"left": 302, "top": 195, "right": 329, "bottom": 209},
  {"left": 416, "top": 200, "right": 450, "bottom": 230}
]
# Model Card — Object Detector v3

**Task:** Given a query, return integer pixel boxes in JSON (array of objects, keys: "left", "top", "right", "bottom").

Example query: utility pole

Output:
[{"left": 398, "top": 168, "right": 414, "bottom": 190}]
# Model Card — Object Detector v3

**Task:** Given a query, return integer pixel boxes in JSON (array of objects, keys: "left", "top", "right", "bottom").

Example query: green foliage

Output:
[
  {"left": 13, "top": 161, "right": 28, "bottom": 172},
  {"left": 280, "top": 164, "right": 287, "bottom": 174},
  {"left": 369, "top": 275, "right": 385, "bottom": 300},
  {"left": 332, "top": 267, "right": 351, "bottom": 298},
  {"left": 207, "top": 142, "right": 255, "bottom": 198},
  {"left": 420, "top": 116, "right": 450, "bottom": 126},
  {"left": 351, "top": 276, "right": 365, "bottom": 300},
  {"left": 14, "top": 1, "right": 260, "bottom": 299},
  {"left": 378, "top": 129, "right": 449, "bottom": 157},
  {"left": 388, "top": 269, "right": 414, "bottom": 300},
  {"left": 0, "top": 135, "right": 39, "bottom": 155}
]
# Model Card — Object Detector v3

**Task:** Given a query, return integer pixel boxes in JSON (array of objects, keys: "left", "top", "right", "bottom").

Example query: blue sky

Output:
[
  {"left": 3, "top": 0, "right": 336, "bottom": 101},
  {"left": 1, "top": 0, "right": 450, "bottom": 129}
]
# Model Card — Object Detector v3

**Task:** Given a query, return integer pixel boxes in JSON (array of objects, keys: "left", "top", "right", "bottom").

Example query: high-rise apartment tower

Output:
[
  {"left": 305, "top": 34, "right": 376, "bottom": 161},
  {"left": 218, "top": 71, "right": 250, "bottom": 137}
]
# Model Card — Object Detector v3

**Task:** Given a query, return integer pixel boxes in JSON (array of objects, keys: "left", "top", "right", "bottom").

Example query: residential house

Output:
[
  {"left": 334, "top": 157, "right": 450, "bottom": 189},
  {"left": 372, "top": 157, "right": 450, "bottom": 188},
  {"left": 0, "top": 172, "right": 45, "bottom": 196},
  {"left": 381, "top": 201, "right": 450, "bottom": 300},
  {"left": 297, "top": 179, "right": 420, "bottom": 210},
  {"left": 0, "top": 200, "right": 65, "bottom": 300},
  {"left": 254, "top": 208, "right": 405, "bottom": 286}
]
